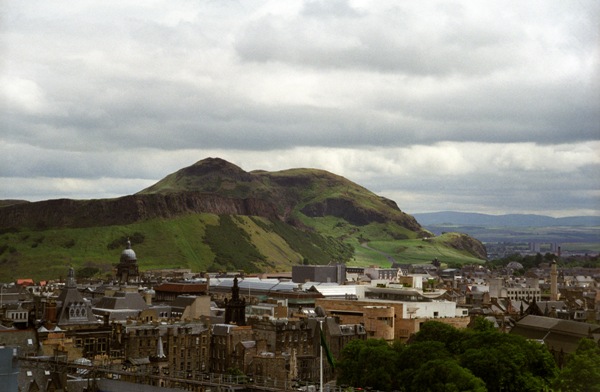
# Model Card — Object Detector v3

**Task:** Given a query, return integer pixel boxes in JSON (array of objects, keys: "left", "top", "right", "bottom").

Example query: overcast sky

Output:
[{"left": 1, "top": 0, "right": 598, "bottom": 217}]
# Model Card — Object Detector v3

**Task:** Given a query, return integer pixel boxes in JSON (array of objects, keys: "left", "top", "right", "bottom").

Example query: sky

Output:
[{"left": 1, "top": 0, "right": 599, "bottom": 217}]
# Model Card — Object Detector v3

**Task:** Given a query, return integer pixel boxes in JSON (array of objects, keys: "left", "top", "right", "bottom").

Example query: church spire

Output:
[{"left": 225, "top": 275, "right": 246, "bottom": 326}]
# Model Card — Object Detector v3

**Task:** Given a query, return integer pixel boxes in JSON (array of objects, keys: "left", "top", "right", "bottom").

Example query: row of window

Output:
[
  {"left": 8, "top": 311, "right": 28, "bottom": 320},
  {"left": 69, "top": 307, "right": 88, "bottom": 318}
]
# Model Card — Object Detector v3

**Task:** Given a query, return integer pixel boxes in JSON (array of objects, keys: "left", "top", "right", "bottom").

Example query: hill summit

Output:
[{"left": 137, "top": 157, "right": 424, "bottom": 233}]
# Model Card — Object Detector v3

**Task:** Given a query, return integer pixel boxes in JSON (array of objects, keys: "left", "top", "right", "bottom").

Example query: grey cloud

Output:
[
  {"left": 301, "top": 0, "right": 363, "bottom": 19},
  {"left": 235, "top": 3, "right": 531, "bottom": 76},
  {"left": 376, "top": 166, "right": 599, "bottom": 216},
  {"left": 1, "top": 1, "right": 598, "bottom": 216}
]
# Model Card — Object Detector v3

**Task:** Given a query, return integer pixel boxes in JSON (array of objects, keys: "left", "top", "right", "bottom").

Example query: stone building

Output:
[
  {"left": 292, "top": 265, "right": 346, "bottom": 284},
  {"left": 210, "top": 324, "right": 254, "bottom": 373},
  {"left": 100, "top": 321, "right": 211, "bottom": 389},
  {"left": 55, "top": 268, "right": 97, "bottom": 327},
  {"left": 37, "top": 268, "right": 114, "bottom": 361}
]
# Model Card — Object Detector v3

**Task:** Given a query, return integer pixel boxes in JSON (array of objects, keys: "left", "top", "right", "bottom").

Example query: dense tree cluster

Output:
[
  {"left": 487, "top": 252, "right": 599, "bottom": 270},
  {"left": 336, "top": 319, "right": 600, "bottom": 391},
  {"left": 554, "top": 338, "right": 600, "bottom": 392}
]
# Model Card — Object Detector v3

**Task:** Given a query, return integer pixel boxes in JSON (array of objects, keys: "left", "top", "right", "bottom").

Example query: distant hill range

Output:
[
  {"left": 0, "top": 158, "right": 486, "bottom": 280},
  {"left": 413, "top": 212, "right": 600, "bottom": 227}
]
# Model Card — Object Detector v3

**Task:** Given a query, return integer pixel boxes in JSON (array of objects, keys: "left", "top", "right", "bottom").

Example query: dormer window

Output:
[{"left": 68, "top": 304, "right": 88, "bottom": 320}]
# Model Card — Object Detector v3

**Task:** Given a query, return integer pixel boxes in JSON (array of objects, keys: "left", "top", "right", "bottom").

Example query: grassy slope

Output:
[
  {"left": 235, "top": 216, "right": 303, "bottom": 269},
  {"left": 0, "top": 213, "right": 359, "bottom": 281},
  {"left": 0, "top": 215, "right": 483, "bottom": 281},
  {"left": 297, "top": 216, "right": 482, "bottom": 267},
  {"left": 0, "top": 214, "right": 220, "bottom": 281}
]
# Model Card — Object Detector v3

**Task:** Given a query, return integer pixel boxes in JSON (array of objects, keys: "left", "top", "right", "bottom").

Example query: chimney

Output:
[
  {"left": 550, "top": 260, "right": 558, "bottom": 301},
  {"left": 144, "top": 291, "right": 153, "bottom": 306},
  {"left": 45, "top": 299, "right": 57, "bottom": 323}
]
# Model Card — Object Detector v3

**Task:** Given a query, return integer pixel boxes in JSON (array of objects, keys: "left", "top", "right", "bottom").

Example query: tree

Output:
[
  {"left": 337, "top": 326, "right": 558, "bottom": 392},
  {"left": 413, "top": 321, "right": 464, "bottom": 354},
  {"left": 410, "top": 359, "right": 487, "bottom": 392},
  {"left": 76, "top": 266, "right": 100, "bottom": 279},
  {"left": 459, "top": 331, "right": 556, "bottom": 391},
  {"left": 554, "top": 338, "right": 600, "bottom": 392},
  {"left": 336, "top": 339, "right": 397, "bottom": 391},
  {"left": 396, "top": 341, "right": 452, "bottom": 389},
  {"left": 470, "top": 316, "right": 496, "bottom": 332}
]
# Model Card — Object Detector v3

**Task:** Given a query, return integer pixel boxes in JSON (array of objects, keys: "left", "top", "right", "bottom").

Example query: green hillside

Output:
[
  {"left": 0, "top": 213, "right": 357, "bottom": 281},
  {"left": 0, "top": 158, "right": 486, "bottom": 281}
]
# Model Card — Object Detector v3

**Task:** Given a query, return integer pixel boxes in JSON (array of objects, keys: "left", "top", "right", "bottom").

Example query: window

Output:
[
  {"left": 84, "top": 338, "right": 95, "bottom": 354},
  {"left": 98, "top": 338, "right": 107, "bottom": 354}
]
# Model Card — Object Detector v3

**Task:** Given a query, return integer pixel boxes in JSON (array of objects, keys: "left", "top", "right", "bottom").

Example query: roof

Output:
[
  {"left": 128, "top": 357, "right": 150, "bottom": 365},
  {"left": 171, "top": 295, "right": 200, "bottom": 309},
  {"left": 154, "top": 283, "right": 208, "bottom": 293},
  {"left": 56, "top": 286, "right": 97, "bottom": 325},
  {"left": 301, "top": 282, "right": 357, "bottom": 297},
  {"left": 16, "top": 279, "right": 35, "bottom": 286},
  {"left": 93, "top": 292, "right": 147, "bottom": 310},
  {"left": 240, "top": 341, "right": 256, "bottom": 349},
  {"left": 212, "top": 324, "right": 238, "bottom": 336},
  {"left": 510, "top": 315, "right": 600, "bottom": 354},
  {"left": 210, "top": 277, "right": 302, "bottom": 295}
]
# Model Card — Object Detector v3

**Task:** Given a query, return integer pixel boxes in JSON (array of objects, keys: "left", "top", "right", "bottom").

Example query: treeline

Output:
[
  {"left": 487, "top": 252, "right": 599, "bottom": 270},
  {"left": 336, "top": 319, "right": 600, "bottom": 391}
]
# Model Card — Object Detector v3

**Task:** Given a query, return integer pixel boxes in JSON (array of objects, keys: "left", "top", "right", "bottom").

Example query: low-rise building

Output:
[{"left": 316, "top": 296, "right": 469, "bottom": 342}]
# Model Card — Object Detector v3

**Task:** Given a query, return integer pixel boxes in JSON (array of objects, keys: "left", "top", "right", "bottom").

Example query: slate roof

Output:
[
  {"left": 154, "top": 282, "right": 208, "bottom": 293},
  {"left": 56, "top": 287, "right": 97, "bottom": 325},
  {"left": 94, "top": 291, "right": 148, "bottom": 310},
  {"left": 510, "top": 315, "right": 600, "bottom": 355},
  {"left": 171, "top": 295, "right": 199, "bottom": 309}
]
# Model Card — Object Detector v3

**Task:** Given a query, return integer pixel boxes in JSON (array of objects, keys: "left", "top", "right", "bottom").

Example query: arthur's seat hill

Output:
[{"left": 0, "top": 157, "right": 486, "bottom": 281}]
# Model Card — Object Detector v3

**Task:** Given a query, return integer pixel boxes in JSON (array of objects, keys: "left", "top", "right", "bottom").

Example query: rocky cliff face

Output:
[
  {"left": 301, "top": 197, "right": 422, "bottom": 232},
  {"left": 0, "top": 192, "right": 280, "bottom": 229},
  {"left": 444, "top": 233, "right": 488, "bottom": 260}
]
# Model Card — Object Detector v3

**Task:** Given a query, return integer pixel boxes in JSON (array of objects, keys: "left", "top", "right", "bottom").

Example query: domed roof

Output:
[
  {"left": 120, "top": 240, "right": 137, "bottom": 262},
  {"left": 506, "top": 261, "right": 524, "bottom": 270}
]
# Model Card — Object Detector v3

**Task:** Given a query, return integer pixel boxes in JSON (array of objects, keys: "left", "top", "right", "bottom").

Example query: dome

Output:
[
  {"left": 506, "top": 261, "right": 524, "bottom": 270},
  {"left": 120, "top": 240, "right": 137, "bottom": 262}
]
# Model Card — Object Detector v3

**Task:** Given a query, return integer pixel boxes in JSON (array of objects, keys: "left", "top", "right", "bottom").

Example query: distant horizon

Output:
[{"left": 411, "top": 210, "right": 600, "bottom": 219}]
